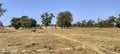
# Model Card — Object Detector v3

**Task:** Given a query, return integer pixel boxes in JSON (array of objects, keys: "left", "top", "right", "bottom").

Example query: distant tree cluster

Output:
[
  {"left": 73, "top": 15, "right": 120, "bottom": 28},
  {"left": 10, "top": 11, "right": 73, "bottom": 29},
  {"left": 10, "top": 16, "right": 36, "bottom": 30},
  {"left": 8, "top": 12, "right": 120, "bottom": 29}
]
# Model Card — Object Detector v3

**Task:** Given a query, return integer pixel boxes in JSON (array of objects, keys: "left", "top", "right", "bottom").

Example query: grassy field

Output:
[{"left": 0, "top": 27, "right": 120, "bottom": 54}]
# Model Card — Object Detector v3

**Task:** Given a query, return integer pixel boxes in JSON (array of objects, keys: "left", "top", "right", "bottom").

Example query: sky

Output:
[{"left": 0, "top": 0, "right": 120, "bottom": 26}]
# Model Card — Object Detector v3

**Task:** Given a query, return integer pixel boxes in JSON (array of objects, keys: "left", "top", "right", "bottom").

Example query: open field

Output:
[{"left": 0, "top": 27, "right": 120, "bottom": 54}]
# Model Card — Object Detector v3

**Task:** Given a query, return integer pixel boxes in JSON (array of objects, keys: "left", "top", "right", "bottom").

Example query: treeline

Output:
[
  {"left": 10, "top": 11, "right": 120, "bottom": 30},
  {"left": 73, "top": 15, "right": 120, "bottom": 28},
  {"left": 10, "top": 11, "right": 73, "bottom": 29}
]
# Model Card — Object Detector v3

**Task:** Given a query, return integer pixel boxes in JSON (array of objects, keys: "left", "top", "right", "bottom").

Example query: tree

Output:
[
  {"left": 10, "top": 17, "right": 21, "bottom": 30},
  {"left": 0, "top": 3, "right": 6, "bottom": 17},
  {"left": 81, "top": 20, "right": 87, "bottom": 27},
  {"left": 97, "top": 20, "right": 103, "bottom": 28},
  {"left": 87, "top": 20, "right": 94, "bottom": 27},
  {"left": 0, "top": 21, "right": 3, "bottom": 27},
  {"left": 22, "top": 18, "right": 36, "bottom": 28},
  {"left": 76, "top": 22, "right": 81, "bottom": 27},
  {"left": 21, "top": 16, "right": 29, "bottom": 28},
  {"left": 21, "top": 16, "right": 37, "bottom": 28},
  {"left": 10, "top": 16, "right": 37, "bottom": 29},
  {"left": 41, "top": 12, "right": 54, "bottom": 27},
  {"left": 57, "top": 11, "right": 73, "bottom": 28},
  {"left": 21, "top": 16, "right": 29, "bottom": 21},
  {"left": 72, "top": 22, "right": 81, "bottom": 27},
  {"left": 97, "top": 18, "right": 103, "bottom": 27},
  {"left": 0, "top": 3, "right": 6, "bottom": 28},
  {"left": 97, "top": 20, "right": 110, "bottom": 28},
  {"left": 108, "top": 16, "right": 116, "bottom": 27},
  {"left": 116, "top": 14, "right": 120, "bottom": 28},
  {"left": 97, "top": 16, "right": 116, "bottom": 28}
]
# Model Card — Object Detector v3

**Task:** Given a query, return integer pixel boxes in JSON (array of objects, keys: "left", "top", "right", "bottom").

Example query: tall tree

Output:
[
  {"left": 108, "top": 16, "right": 116, "bottom": 27},
  {"left": 57, "top": 11, "right": 73, "bottom": 28},
  {"left": 0, "top": 3, "right": 6, "bottom": 27},
  {"left": 41, "top": 12, "right": 54, "bottom": 27},
  {"left": 0, "top": 3, "right": 6, "bottom": 32},
  {"left": 0, "top": 21, "right": 3, "bottom": 27}
]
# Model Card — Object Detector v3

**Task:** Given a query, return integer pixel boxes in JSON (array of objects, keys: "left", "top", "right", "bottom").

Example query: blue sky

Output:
[{"left": 0, "top": 0, "right": 120, "bottom": 26}]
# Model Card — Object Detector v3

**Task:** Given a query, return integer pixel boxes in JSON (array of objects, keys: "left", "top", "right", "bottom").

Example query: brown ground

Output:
[{"left": 0, "top": 27, "right": 120, "bottom": 54}]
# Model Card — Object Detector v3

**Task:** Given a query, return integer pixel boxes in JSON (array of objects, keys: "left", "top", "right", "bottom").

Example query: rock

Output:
[
  {"left": 32, "top": 42, "right": 38, "bottom": 46},
  {"left": 16, "top": 43, "right": 21, "bottom": 45},
  {"left": 43, "top": 45, "right": 53, "bottom": 49},
  {"left": 2, "top": 49, "right": 10, "bottom": 54},
  {"left": 25, "top": 42, "right": 38, "bottom": 48},
  {"left": 31, "top": 28, "right": 37, "bottom": 32},
  {"left": 114, "top": 46, "right": 120, "bottom": 52},
  {"left": 7, "top": 44, "right": 12, "bottom": 46}
]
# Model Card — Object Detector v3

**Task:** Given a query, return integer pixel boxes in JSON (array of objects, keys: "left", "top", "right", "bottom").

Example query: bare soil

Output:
[{"left": 0, "top": 27, "right": 120, "bottom": 54}]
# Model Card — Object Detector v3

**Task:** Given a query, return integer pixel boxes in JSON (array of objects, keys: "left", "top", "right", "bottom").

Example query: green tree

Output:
[
  {"left": 97, "top": 16, "right": 116, "bottom": 28},
  {"left": 10, "top": 17, "right": 21, "bottom": 30},
  {"left": 81, "top": 20, "right": 87, "bottom": 27},
  {"left": 0, "top": 21, "right": 3, "bottom": 27},
  {"left": 0, "top": 3, "right": 6, "bottom": 17},
  {"left": 21, "top": 16, "right": 29, "bottom": 28},
  {"left": 76, "top": 21, "right": 81, "bottom": 27},
  {"left": 104, "top": 20, "right": 110, "bottom": 27},
  {"left": 97, "top": 20, "right": 104, "bottom": 27},
  {"left": 21, "top": 16, "right": 37, "bottom": 28},
  {"left": 116, "top": 14, "right": 120, "bottom": 28},
  {"left": 87, "top": 20, "right": 94, "bottom": 27},
  {"left": 72, "top": 22, "right": 81, "bottom": 27},
  {"left": 41, "top": 12, "right": 54, "bottom": 27},
  {"left": 24, "top": 18, "right": 36, "bottom": 28},
  {"left": 108, "top": 16, "right": 116, "bottom": 27},
  {"left": 10, "top": 16, "right": 37, "bottom": 29},
  {"left": 21, "top": 16, "right": 29, "bottom": 21},
  {"left": 57, "top": 11, "right": 73, "bottom": 28},
  {"left": 97, "top": 20, "right": 110, "bottom": 28}
]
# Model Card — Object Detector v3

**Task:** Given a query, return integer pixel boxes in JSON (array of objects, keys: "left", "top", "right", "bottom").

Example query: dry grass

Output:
[{"left": 0, "top": 27, "right": 120, "bottom": 54}]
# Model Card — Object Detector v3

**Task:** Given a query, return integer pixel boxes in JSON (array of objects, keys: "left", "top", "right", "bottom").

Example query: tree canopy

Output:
[
  {"left": 21, "top": 16, "right": 36, "bottom": 28},
  {"left": 41, "top": 12, "right": 54, "bottom": 27},
  {"left": 10, "top": 16, "right": 37, "bottom": 30},
  {"left": 10, "top": 17, "right": 21, "bottom": 30},
  {"left": 57, "top": 11, "right": 73, "bottom": 28},
  {"left": 0, "top": 3, "right": 6, "bottom": 17}
]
